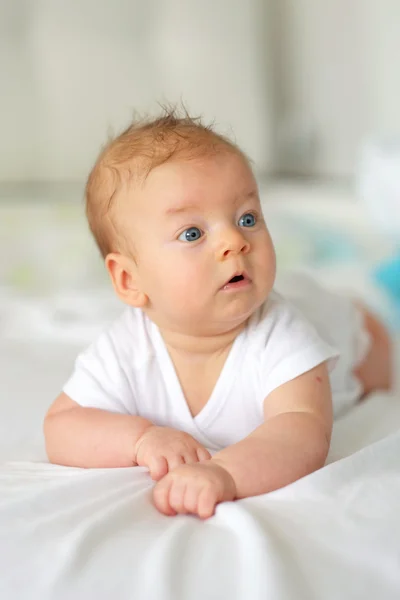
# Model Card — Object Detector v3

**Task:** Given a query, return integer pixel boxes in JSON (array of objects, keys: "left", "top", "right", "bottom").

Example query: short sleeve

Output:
[
  {"left": 63, "top": 314, "right": 135, "bottom": 414},
  {"left": 257, "top": 292, "right": 339, "bottom": 400}
]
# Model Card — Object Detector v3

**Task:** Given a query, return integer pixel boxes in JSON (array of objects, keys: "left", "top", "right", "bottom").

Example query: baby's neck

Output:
[{"left": 158, "top": 321, "right": 247, "bottom": 362}]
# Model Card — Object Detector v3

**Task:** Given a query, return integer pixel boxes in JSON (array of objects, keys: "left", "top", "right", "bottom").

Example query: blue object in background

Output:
[
  {"left": 373, "top": 252, "right": 400, "bottom": 330},
  {"left": 374, "top": 252, "right": 400, "bottom": 300},
  {"left": 274, "top": 215, "right": 361, "bottom": 265},
  {"left": 311, "top": 229, "right": 359, "bottom": 264}
]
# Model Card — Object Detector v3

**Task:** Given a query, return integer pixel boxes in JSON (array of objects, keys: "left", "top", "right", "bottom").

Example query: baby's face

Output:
[{"left": 123, "top": 152, "right": 276, "bottom": 335}]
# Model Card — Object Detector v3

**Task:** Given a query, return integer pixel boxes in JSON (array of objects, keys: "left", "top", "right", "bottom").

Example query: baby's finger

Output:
[
  {"left": 169, "top": 480, "right": 188, "bottom": 514},
  {"left": 149, "top": 456, "right": 169, "bottom": 481},
  {"left": 196, "top": 447, "right": 212, "bottom": 462},
  {"left": 153, "top": 478, "right": 176, "bottom": 516},
  {"left": 183, "top": 483, "right": 200, "bottom": 514},
  {"left": 166, "top": 453, "right": 185, "bottom": 473},
  {"left": 197, "top": 487, "right": 218, "bottom": 519},
  {"left": 182, "top": 448, "right": 200, "bottom": 465}
]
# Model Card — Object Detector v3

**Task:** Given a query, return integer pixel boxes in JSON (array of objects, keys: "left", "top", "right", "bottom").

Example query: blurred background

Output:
[
  {"left": 2, "top": 0, "right": 400, "bottom": 181},
  {"left": 1, "top": 0, "right": 400, "bottom": 341}
]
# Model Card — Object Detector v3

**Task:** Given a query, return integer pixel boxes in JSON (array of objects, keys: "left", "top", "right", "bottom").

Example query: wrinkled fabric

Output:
[{"left": 1, "top": 397, "right": 400, "bottom": 600}]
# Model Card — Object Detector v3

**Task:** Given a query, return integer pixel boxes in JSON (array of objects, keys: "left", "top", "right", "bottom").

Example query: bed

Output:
[{"left": 1, "top": 182, "right": 399, "bottom": 599}]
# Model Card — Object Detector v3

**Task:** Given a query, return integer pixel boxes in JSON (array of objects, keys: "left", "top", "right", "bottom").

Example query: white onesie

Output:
[{"left": 63, "top": 275, "right": 367, "bottom": 452}]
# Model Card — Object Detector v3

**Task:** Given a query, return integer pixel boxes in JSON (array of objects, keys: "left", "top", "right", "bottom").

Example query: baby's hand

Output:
[
  {"left": 153, "top": 462, "right": 236, "bottom": 519},
  {"left": 134, "top": 426, "right": 211, "bottom": 481}
]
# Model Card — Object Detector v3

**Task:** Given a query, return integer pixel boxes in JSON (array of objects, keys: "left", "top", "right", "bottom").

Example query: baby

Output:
[{"left": 44, "top": 110, "right": 392, "bottom": 519}]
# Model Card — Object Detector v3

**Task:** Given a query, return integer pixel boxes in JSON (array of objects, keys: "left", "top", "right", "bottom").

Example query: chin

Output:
[{"left": 223, "top": 301, "right": 260, "bottom": 325}]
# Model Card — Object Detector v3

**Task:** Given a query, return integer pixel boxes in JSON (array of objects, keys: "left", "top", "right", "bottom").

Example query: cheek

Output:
[
  {"left": 267, "top": 240, "right": 277, "bottom": 272},
  {"left": 155, "top": 248, "right": 208, "bottom": 295},
  {"left": 256, "top": 231, "right": 275, "bottom": 263},
  {"left": 265, "top": 244, "right": 277, "bottom": 282},
  {"left": 253, "top": 233, "right": 276, "bottom": 283}
]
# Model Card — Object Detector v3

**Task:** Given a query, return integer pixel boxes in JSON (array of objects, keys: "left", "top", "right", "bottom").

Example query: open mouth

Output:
[
  {"left": 228, "top": 274, "right": 245, "bottom": 284},
  {"left": 222, "top": 272, "right": 251, "bottom": 290}
]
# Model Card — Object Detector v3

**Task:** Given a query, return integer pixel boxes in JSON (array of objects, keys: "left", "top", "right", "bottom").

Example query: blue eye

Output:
[
  {"left": 178, "top": 227, "right": 202, "bottom": 242},
  {"left": 238, "top": 212, "right": 256, "bottom": 227}
]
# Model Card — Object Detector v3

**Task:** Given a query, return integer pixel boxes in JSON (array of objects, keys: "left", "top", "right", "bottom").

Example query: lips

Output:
[
  {"left": 228, "top": 274, "right": 245, "bottom": 284},
  {"left": 226, "top": 270, "right": 248, "bottom": 283},
  {"left": 221, "top": 270, "right": 251, "bottom": 289}
]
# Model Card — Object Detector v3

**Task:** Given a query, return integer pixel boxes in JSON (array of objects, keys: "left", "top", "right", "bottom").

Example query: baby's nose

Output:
[{"left": 215, "top": 228, "right": 250, "bottom": 260}]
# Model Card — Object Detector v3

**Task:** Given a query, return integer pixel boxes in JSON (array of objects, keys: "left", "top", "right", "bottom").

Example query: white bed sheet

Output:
[{"left": 1, "top": 399, "right": 400, "bottom": 600}]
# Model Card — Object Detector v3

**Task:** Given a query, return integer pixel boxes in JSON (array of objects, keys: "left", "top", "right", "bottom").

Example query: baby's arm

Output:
[
  {"left": 44, "top": 393, "right": 210, "bottom": 477},
  {"left": 44, "top": 393, "right": 152, "bottom": 468},
  {"left": 153, "top": 362, "right": 332, "bottom": 517},
  {"left": 211, "top": 362, "right": 332, "bottom": 498}
]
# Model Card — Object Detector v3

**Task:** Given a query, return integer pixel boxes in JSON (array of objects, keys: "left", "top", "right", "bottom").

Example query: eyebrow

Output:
[
  {"left": 164, "top": 204, "right": 199, "bottom": 217},
  {"left": 164, "top": 191, "right": 258, "bottom": 217}
]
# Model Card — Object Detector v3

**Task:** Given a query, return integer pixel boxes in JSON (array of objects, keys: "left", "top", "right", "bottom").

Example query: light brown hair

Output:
[{"left": 85, "top": 106, "right": 246, "bottom": 258}]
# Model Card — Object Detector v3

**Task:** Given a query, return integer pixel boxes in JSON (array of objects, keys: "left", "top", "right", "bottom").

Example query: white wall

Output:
[
  {"left": 0, "top": 0, "right": 274, "bottom": 182},
  {"left": 274, "top": 0, "right": 400, "bottom": 178},
  {"left": 362, "top": 0, "right": 400, "bottom": 136}
]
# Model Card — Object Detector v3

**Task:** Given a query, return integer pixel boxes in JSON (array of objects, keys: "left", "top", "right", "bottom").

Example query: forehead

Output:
[{"left": 136, "top": 152, "right": 257, "bottom": 215}]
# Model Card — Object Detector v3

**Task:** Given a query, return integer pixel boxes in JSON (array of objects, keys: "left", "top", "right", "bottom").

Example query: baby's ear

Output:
[{"left": 105, "top": 252, "right": 148, "bottom": 308}]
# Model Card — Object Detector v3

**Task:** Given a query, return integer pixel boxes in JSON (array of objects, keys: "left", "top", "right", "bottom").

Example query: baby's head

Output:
[{"left": 86, "top": 108, "right": 276, "bottom": 336}]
